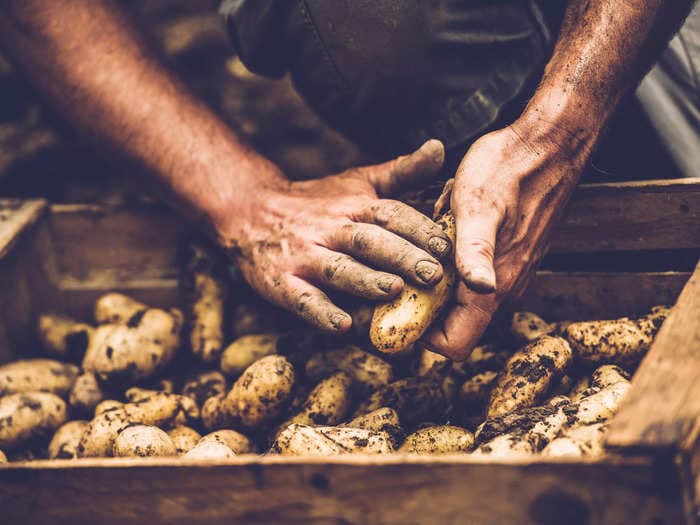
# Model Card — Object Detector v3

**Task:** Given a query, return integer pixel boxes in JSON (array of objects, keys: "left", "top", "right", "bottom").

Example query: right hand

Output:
[{"left": 214, "top": 140, "right": 451, "bottom": 332}]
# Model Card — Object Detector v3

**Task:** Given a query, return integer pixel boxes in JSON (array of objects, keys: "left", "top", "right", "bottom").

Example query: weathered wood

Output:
[
  {"left": 0, "top": 455, "right": 686, "bottom": 525},
  {"left": 606, "top": 262, "right": 700, "bottom": 451},
  {"left": 549, "top": 178, "right": 700, "bottom": 253}
]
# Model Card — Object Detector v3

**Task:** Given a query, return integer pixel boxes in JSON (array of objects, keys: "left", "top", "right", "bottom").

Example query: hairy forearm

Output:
[
  {"left": 519, "top": 0, "right": 694, "bottom": 159},
  {"left": 0, "top": 0, "right": 283, "bottom": 227}
]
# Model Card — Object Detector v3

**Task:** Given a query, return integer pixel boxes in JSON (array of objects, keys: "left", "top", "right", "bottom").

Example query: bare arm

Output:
[
  {"left": 0, "top": 0, "right": 451, "bottom": 332},
  {"left": 427, "top": 0, "right": 695, "bottom": 358}
]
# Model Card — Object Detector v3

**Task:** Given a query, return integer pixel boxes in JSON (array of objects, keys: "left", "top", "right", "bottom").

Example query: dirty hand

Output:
[
  {"left": 424, "top": 121, "right": 591, "bottom": 360},
  {"left": 216, "top": 140, "right": 451, "bottom": 332}
]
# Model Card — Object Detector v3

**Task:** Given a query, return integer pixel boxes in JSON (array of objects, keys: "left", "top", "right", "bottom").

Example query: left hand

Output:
[{"left": 424, "top": 117, "right": 592, "bottom": 360}]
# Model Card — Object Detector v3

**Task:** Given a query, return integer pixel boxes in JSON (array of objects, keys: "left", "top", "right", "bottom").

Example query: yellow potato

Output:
[
  {"left": 49, "top": 420, "right": 89, "bottom": 459},
  {"left": 459, "top": 371, "right": 499, "bottom": 409},
  {"left": 342, "top": 407, "right": 401, "bottom": 434},
  {"left": 399, "top": 425, "right": 474, "bottom": 454},
  {"left": 0, "top": 449, "right": 6, "bottom": 464},
  {"left": 541, "top": 423, "right": 607, "bottom": 458},
  {"left": 222, "top": 355, "right": 295, "bottom": 428},
  {"left": 416, "top": 348, "right": 450, "bottom": 376},
  {"left": 370, "top": 212, "right": 456, "bottom": 354},
  {"left": 198, "top": 430, "right": 253, "bottom": 454},
  {"left": 487, "top": 336, "right": 573, "bottom": 418},
  {"left": 0, "top": 358, "right": 79, "bottom": 397},
  {"left": 125, "top": 388, "right": 200, "bottom": 427},
  {"left": 113, "top": 425, "right": 177, "bottom": 457},
  {"left": 305, "top": 345, "right": 393, "bottom": 393},
  {"left": 94, "top": 399, "right": 124, "bottom": 416},
  {"left": 568, "top": 376, "right": 591, "bottom": 402},
  {"left": 280, "top": 372, "right": 352, "bottom": 432},
  {"left": 94, "top": 293, "right": 147, "bottom": 325},
  {"left": 181, "top": 370, "right": 227, "bottom": 406},
  {"left": 37, "top": 314, "right": 94, "bottom": 361},
  {"left": 184, "top": 440, "right": 236, "bottom": 460},
  {"left": 510, "top": 312, "right": 555, "bottom": 344},
  {"left": 273, "top": 424, "right": 394, "bottom": 455},
  {"left": 167, "top": 426, "right": 202, "bottom": 455},
  {"left": 220, "top": 334, "right": 280, "bottom": 377},
  {"left": 69, "top": 372, "right": 104, "bottom": 415},
  {"left": 201, "top": 394, "right": 230, "bottom": 432},
  {"left": 0, "top": 392, "right": 68, "bottom": 449}
]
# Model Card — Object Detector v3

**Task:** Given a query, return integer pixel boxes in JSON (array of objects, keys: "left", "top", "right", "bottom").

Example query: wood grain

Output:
[
  {"left": 0, "top": 455, "right": 686, "bottom": 525},
  {"left": 0, "top": 199, "right": 46, "bottom": 259},
  {"left": 606, "top": 261, "right": 700, "bottom": 451}
]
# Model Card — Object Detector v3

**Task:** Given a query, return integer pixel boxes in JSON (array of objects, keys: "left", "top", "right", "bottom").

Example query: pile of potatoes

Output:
[{"left": 0, "top": 243, "right": 671, "bottom": 463}]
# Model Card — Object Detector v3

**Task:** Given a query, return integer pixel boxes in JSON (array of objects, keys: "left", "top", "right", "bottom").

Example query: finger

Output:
[
  {"left": 331, "top": 222, "right": 443, "bottom": 286},
  {"left": 454, "top": 203, "right": 500, "bottom": 294},
  {"left": 423, "top": 285, "right": 498, "bottom": 360},
  {"left": 270, "top": 274, "right": 352, "bottom": 332},
  {"left": 355, "top": 199, "right": 452, "bottom": 259},
  {"left": 362, "top": 139, "right": 445, "bottom": 197},
  {"left": 309, "top": 248, "right": 405, "bottom": 300}
]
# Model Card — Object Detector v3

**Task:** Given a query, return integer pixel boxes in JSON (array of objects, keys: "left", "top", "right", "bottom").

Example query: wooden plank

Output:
[
  {"left": 606, "top": 261, "right": 700, "bottom": 451},
  {"left": 0, "top": 455, "right": 686, "bottom": 525},
  {"left": 518, "top": 271, "right": 690, "bottom": 321},
  {"left": 550, "top": 178, "right": 700, "bottom": 253},
  {"left": 0, "top": 199, "right": 46, "bottom": 259}
]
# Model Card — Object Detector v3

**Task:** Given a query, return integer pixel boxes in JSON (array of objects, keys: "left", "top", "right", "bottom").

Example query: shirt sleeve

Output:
[{"left": 219, "top": 0, "right": 292, "bottom": 78}]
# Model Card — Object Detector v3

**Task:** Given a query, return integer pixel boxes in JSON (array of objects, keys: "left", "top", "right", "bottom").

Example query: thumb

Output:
[
  {"left": 363, "top": 139, "right": 445, "bottom": 197},
  {"left": 454, "top": 205, "right": 500, "bottom": 294}
]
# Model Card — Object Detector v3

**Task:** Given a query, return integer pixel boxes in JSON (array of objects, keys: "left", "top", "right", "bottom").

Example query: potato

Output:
[
  {"left": 181, "top": 370, "right": 227, "bottom": 406},
  {"left": 167, "top": 426, "right": 202, "bottom": 455},
  {"left": 69, "top": 372, "right": 104, "bottom": 415},
  {"left": 125, "top": 388, "right": 200, "bottom": 427},
  {"left": 84, "top": 307, "right": 183, "bottom": 383},
  {"left": 342, "top": 407, "right": 401, "bottom": 434},
  {"left": 399, "top": 425, "right": 474, "bottom": 454},
  {"left": 0, "top": 392, "right": 68, "bottom": 449},
  {"left": 184, "top": 243, "right": 226, "bottom": 364},
  {"left": 198, "top": 430, "right": 253, "bottom": 454},
  {"left": 77, "top": 392, "right": 182, "bottom": 457},
  {"left": 541, "top": 423, "right": 607, "bottom": 458},
  {"left": 201, "top": 394, "right": 230, "bottom": 431},
  {"left": 0, "top": 358, "right": 79, "bottom": 397},
  {"left": 510, "top": 312, "right": 555, "bottom": 344},
  {"left": 184, "top": 440, "right": 236, "bottom": 460},
  {"left": 0, "top": 449, "right": 6, "bottom": 464},
  {"left": 487, "top": 336, "right": 573, "bottom": 418},
  {"left": 416, "top": 348, "right": 450, "bottom": 376},
  {"left": 590, "top": 365, "right": 630, "bottom": 391},
  {"left": 568, "top": 376, "right": 591, "bottom": 402},
  {"left": 370, "top": 212, "right": 456, "bottom": 354},
  {"left": 305, "top": 346, "right": 393, "bottom": 393},
  {"left": 37, "top": 314, "right": 93, "bottom": 361},
  {"left": 459, "top": 371, "right": 499, "bottom": 409},
  {"left": 280, "top": 372, "right": 352, "bottom": 432},
  {"left": 572, "top": 381, "right": 630, "bottom": 425},
  {"left": 273, "top": 424, "right": 394, "bottom": 455},
  {"left": 220, "top": 334, "right": 280, "bottom": 377},
  {"left": 222, "top": 355, "right": 295, "bottom": 428},
  {"left": 94, "top": 293, "right": 147, "bottom": 325},
  {"left": 48, "top": 420, "right": 89, "bottom": 459},
  {"left": 452, "top": 345, "right": 506, "bottom": 376},
  {"left": 94, "top": 399, "right": 123, "bottom": 416},
  {"left": 354, "top": 375, "right": 447, "bottom": 428},
  {"left": 564, "top": 307, "right": 669, "bottom": 366},
  {"left": 113, "top": 425, "right": 177, "bottom": 457}
]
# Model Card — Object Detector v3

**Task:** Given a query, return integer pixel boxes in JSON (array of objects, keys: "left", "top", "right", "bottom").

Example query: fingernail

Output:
[
  {"left": 416, "top": 260, "right": 439, "bottom": 283},
  {"left": 329, "top": 312, "right": 350, "bottom": 330},
  {"left": 428, "top": 236, "right": 450, "bottom": 258},
  {"left": 467, "top": 267, "right": 496, "bottom": 293},
  {"left": 378, "top": 276, "right": 399, "bottom": 293}
]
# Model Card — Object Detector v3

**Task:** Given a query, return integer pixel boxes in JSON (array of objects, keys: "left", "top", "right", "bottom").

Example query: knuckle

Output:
[
  {"left": 351, "top": 228, "right": 371, "bottom": 252},
  {"left": 323, "top": 255, "right": 348, "bottom": 281},
  {"left": 373, "top": 200, "right": 403, "bottom": 225}
]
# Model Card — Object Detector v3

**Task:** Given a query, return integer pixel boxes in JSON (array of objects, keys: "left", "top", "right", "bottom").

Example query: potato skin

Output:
[
  {"left": 305, "top": 346, "right": 393, "bottom": 393},
  {"left": 564, "top": 308, "right": 669, "bottom": 366},
  {"left": 459, "top": 371, "right": 499, "bottom": 409},
  {"left": 181, "top": 370, "right": 227, "bottom": 406},
  {"left": 343, "top": 407, "right": 400, "bottom": 434},
  {"left": 167, "top": 426, "right": 202, "bottom": 455},
  {"left": 222, "top": 355, "right": 295, "bottom": 428},
  {"left": 0, "top": 392, "right": 68, "bottom": 449},
  {"left": 94, "top": 293, "right": 147, "bottom": 325},
  {"left": 201, "top": 394, "right": 229, "bottom": 432},
  {"left": 510, "top": 312, "right": 555, "bottom": 344},
  {"left": 37, "top": 314, "right": 93, "bottom": 361},
  {"left": 487, "top": 336, "right": 573, "bottom": 418},
  {"left": 184, "top": 440, "right": 236, "bottom": 460},
  {"left": 0, "top": 359, "right": 79, "bottom": 398},
  {"left": 198, "top": 430, "right": 253, "bottom": 454},
  {"left": 541, "top": 423, "right": 607, "bottom": 458},
  {"left": 220, "top": 334, "right": 279, "bottom": 377},
  {"left": 370, "top": 212, "right": 456, "bottom": 354},
  {"left": 399, "top": 425, "right": 474, "bottom": 454},
  {"left": 77, "top": 392, "right": 182, "bottom": 457},
  {"left": 85, "top": 308, "right": 183, "bottom": 383},
  {"left": 273, "top": 424, "right": 395, "bottom": 455},
  {"left": 113, "top": 425, "right": 177, "bottom": 457},
  {"left": 49, "top": 420, "right": 89, "bottom": 459},
  {"left": 0, "top": 449, "right": 6, "bottom": 464},
  {"left": 94, "top": 399, "right": 124, "bottom": 416},
  {"left": 69, "top": 372, "right": 104, "bottom": 415}
]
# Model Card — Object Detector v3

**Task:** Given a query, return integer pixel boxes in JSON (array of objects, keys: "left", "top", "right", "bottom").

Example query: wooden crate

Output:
[{"left": 0, "top": 178, "right": 698, "bottom": 525}]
